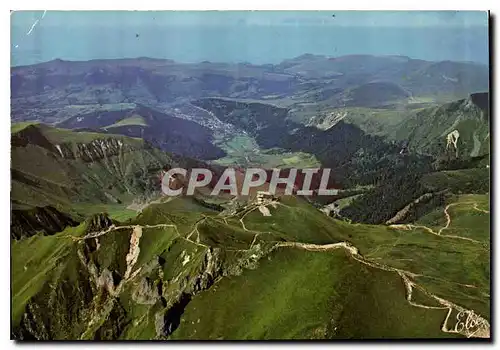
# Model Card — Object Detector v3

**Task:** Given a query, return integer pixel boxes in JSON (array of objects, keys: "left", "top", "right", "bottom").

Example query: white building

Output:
[{"left": 256, "top": 191, "right": 274, "bottom": 205}]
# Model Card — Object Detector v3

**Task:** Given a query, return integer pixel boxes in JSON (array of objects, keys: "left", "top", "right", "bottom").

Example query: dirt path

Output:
[
  {"left": 473, "top": 203, "right": 490, "bottom": 214},
  {"left": 275, "top": 240, "right": 490, "bottom": 338},
  {"left": 70, "top": 220, "right": 208, "bottom": 250},
  {"left": 235, "top": 198, "right": 490, "bottom": 338},
  {"left": 127, "top": 196, "right": 172, "bottom": 213},
  {"left": 389, "top": 201, "right": 487, "bottom": 244},
  {"left": 67, "top": 198, "right": 490, "bottom": 338},
  {"left": 249, "top": 233, "right": 260, "bottom": 248},
  {"left": 276, "top": 241, "right": 358, "bottom": 255},
  {"left": 186, "top": 217, "right": 206, "bottom": 243},
  {"left": 437, "top": 203, "right": 455, "bottom": 235},
  {"left": 73, "top": 223, "right": 181, "bottom": 241},
  {"left": 238, "top": 205, "right": 260, "bottom": 232}
]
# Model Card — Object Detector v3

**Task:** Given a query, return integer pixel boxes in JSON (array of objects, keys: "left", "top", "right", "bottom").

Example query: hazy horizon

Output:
[{"left": 11, "top": 11, "right": 489, "bottom": 67}]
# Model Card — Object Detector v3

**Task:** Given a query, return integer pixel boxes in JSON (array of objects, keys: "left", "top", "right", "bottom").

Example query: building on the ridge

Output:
[{"left": 256, "top": 191, "right": 275, "bottom": 205}]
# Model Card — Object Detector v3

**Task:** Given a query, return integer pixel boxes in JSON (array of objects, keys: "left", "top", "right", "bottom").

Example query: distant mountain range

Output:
[
  {"left": 10, "top": 54, "right": 490, "bottom": 220},
  {"left": 12, "top": 54, "right": 488, "bottom": 113},
  {"left": 11, "top": 55, "right": 489, "bottom": 162}
]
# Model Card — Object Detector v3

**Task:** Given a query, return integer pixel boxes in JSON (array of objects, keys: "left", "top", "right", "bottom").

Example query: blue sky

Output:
[
  {"left": 11, "top": 11, "right": 488, "bottom": 27},
  {"left": 11, "top": 11, "right": 489, "bottom": 66}
]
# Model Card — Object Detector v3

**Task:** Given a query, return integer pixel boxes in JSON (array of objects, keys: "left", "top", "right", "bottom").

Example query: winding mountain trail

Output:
[
  {"left": 473, "top": 203, "right": 490, "bottom": 214},
  {"left": 71, "top": 223, "right": 181, "bottom": 241},
  {"left": 389, "top": 201, "right": 488, "bottom": 244},
  {"left": 234, "top": 199, "right": 489, "bottom": 338},
  {"left": 236, "top": 203, "right": 268, "bottom": 232},
  {"left": 274, "top": 240, "right": 490, "bottom": 338},
  {"left": 276, "top": 241, "right": 359, "bottom": 255},
  {"left": 438, "top": 203, "right": 455, "bottom": 235},
  {"left": 64, "top": 197, "right": 489, "bottom": 338},
  {"left": 186, "top": 217, "right": 205, "bottom": 242},
  {"left": 68, "top": 221, "right": 208, "bottom": 250}
]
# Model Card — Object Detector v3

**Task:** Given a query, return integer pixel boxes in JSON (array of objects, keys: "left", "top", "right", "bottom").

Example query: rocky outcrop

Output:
[
  {"left": 132, "top": 277, "right": 160, "bottom": 305},
  {"left": 84, "top": 213, "right": 114, "bottom": 234},
  {"left": 11, "top": 206, "right": 78, "bottom": 240},
  {"left": 469, "top": 92, "right": 489, "bottom": 119},
  {"left": 56, "top": 138, "right": 130, "bottom": 162},
  {"left": 308, "top": 110, "right": 347, "bottom": 130},
  {"left": 155, "top": 243, "right": 270, "bottom": 338},
  {"left": 13, "top": 217, "right": 273, "bottom": 340},
  {"left": 157, "top": 293, "right": 192, "bottom": 337},
  {"left": 124, "top": 226, "right": 143, "bottom": 280},
  {"left": 13, "top": 254, "right": 95, "bottom": 340}
]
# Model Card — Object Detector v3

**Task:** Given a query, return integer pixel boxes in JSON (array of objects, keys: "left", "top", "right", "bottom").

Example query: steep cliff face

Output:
[
  {"left": 152, "top": 241, "right": 271, "bottom": 339},
  {"left": 13, "top": 251, "right": 96, "bottom": 340},
  {"left": 12, "top": 211, "right": 273, "bottom": 340},
  {"left": 10, "top": 124, "right": 279, "bottom": 339},
  {"left": 11, "top": 124, "right": 173, "bottom": 211},
  {"left": 12, "top": 123, "right": 142, "bottom": 160},
  {"left": 56, "top": 138, "right": 129, "bottom": 162},
  {"left": 11, "top": 206, "right": 78, "bottom": 239},
  {"left": 84, "top": 213, "right": 115, "bottom": 233},
  {"left": 12, "top": 194, "right": 490, "bottom": 340}
]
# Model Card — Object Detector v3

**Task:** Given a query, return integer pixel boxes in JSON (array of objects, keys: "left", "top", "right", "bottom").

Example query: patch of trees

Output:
[
  {"left": 340, "top": 171, "right": 429, "bottom": 224},
  {"left": 398, "top": 193, "right": 447, "bottom": 224}
]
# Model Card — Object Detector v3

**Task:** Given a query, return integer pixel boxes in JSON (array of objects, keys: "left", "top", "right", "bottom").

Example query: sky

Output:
[{"left": 10, "top": 11, "right": 490, "bottom": 66}]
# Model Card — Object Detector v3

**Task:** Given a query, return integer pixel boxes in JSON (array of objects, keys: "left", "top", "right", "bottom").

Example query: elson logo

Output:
[{"left": 160, "top": 167, "right": 340, "bottom": 197}]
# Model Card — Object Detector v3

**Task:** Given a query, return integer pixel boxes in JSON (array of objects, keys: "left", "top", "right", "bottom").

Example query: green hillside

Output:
[
  {"left": 172, "top": 248, "right": 452, "bottom": 340},
  {"left": 389, "top": 93, "right": 489, "bottom": 158},
  {"left": 10, "top": 123, "right": 174, "bottom": 238},
  {"left": 105, "top": 115, "right": 148, "bottom": 129},
  {"left": 12, "top": 192, "right": 490, "bottom": 339},
  {"left": 11, "top": 124, "right": 153, "bottom": 200},
  {"left": 10, "top": 96, "right": 490, "bottom": 340}
]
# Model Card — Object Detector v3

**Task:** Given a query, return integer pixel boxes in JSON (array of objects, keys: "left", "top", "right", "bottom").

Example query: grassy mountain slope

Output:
[
  {"left": 10, "top": 123, "right": 222, "bottom": 238},
  {"left": 11, "top": 123, "right": 169, "bottom": 211},
  {"left": 12, "top": 193, "right": 490, "bottom": 340},
  {"left": 172, "top": 248, "right": 453, "bottom": 340},
  {"left": 300, "top": 92, "right": 489, "bottom": 164},
  {"left": 10, "top": 124, "right": 490, "bottom": 340},
  {"left": 389, "top": 92, "right": 490, "bottom": 158}
]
